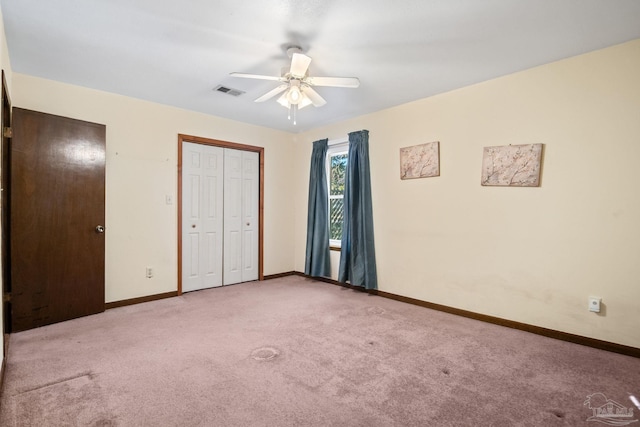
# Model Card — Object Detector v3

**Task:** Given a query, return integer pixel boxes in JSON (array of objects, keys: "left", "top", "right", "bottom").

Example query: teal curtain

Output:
[
  {"left": 305, "top": 139, "right": 331, "bottom": 277},
  {"left": 338, "top": 130, "right": 378, "bottom": 290}
]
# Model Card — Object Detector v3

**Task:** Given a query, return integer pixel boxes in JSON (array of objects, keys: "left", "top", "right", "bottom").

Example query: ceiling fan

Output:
[{"left": 230, "top": 46, "right": 360, "bottom": 125}]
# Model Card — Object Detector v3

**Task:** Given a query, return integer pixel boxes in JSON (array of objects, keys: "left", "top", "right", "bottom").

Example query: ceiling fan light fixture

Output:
[
  {"left": 277, "top": 87, "right": 312, "bottom": 110},
  {"left": 298, "top": 92, "right": 312, "bottom": 109},
  {"left": 277, "top": 93, "right": 290, "bottom": 108},
  {"left": 286, "top": 86, "right": 302, "bottom": 104}
]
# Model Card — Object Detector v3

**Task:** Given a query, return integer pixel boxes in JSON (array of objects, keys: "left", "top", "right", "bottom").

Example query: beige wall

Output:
[
  {"left": 294, "top": 39, "right": 640, "bottom": 348},
  {"left": 12, "top": 74, "right": 296, "bottom": 302}
]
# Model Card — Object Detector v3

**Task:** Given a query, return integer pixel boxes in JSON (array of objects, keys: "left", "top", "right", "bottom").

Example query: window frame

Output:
[{"left": 326, "top": 137, "right": 349, "bottom": 250}]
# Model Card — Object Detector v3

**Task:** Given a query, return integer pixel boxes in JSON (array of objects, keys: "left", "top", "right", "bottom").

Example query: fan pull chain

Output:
[{"left": 286, "top": 103, "right": 298, "bottom": 125}]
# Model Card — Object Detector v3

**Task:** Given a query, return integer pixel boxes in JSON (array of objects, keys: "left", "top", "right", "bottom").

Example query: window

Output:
[{"left": 327, "top": 140, "right": 348, "bottom": 248}]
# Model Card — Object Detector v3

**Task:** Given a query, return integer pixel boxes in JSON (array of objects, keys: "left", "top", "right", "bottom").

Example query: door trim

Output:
[
  {"left": 1, "top": 70, "right": 11, "bottom": 353},
  {"left": 177, "top": 134, "right": 264, "bottom": 295}
]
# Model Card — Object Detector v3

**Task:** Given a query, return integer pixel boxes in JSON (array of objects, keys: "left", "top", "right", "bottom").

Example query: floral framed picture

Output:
[
  {"left": 400, "top": 141, "right": 440, "bottom": 180},
  {"left": 481, "top": 143, "right": 543, "bottom": 187}
]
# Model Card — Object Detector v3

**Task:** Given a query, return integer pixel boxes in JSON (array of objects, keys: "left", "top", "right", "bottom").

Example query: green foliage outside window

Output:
[{"left": 329, "top": 153, "right": 347, "bottom": 241}]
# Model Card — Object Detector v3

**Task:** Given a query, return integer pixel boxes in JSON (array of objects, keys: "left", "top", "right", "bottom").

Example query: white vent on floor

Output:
[{"left": 213, "top": 85, "right": 245, "bottom": 97}]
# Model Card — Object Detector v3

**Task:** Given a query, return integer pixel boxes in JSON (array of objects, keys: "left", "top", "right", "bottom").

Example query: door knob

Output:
[{"left": 95, "top": 225, "right": 105, "bottom": 233}]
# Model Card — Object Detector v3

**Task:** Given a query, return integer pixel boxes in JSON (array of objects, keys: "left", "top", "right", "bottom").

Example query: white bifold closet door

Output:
[{"left": 182, "top": 142, "right": 258, "bottom": 292}]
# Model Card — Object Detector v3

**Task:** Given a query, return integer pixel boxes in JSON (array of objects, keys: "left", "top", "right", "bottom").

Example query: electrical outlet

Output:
[
  {"left": 588, "top": 297, "right": 601, "bottom": 313},
  {"left": 146, "top": 267, "right": 153, "bottom": 278}
]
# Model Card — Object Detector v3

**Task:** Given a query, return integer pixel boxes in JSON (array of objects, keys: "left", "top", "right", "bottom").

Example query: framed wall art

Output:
[
  {"left": 400, "top": 141, "right": 440, "bottom": 180},
  {"left": 481, "top": 143, "right": 543, "bottom": 187}
]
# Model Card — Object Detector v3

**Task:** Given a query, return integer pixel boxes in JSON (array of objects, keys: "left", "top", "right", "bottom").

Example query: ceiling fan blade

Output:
[
  {"left": 305, "top": 76, "right": 360, "bottom": 88},
  {"left": 302, "top": 86, "right": 327, "bottom": 107},
  {"left": 254, "top": 84, "right": 288, "bottom": 102},
  {"left": 290, "top": 53, "right": 312, "bottom": 78},
  {"left": 230, "top": 72, "right": 283, "bottom": 81}
]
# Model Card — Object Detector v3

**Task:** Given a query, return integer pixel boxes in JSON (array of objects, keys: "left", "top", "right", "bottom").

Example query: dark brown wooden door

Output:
[{"left": 11, "top": 108, "right": 106, "bottom": 332}]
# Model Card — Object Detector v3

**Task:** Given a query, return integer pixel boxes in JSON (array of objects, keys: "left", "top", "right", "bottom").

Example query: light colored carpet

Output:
[{"left": 1, "top": 276, "right": 638, "bottom": 426}]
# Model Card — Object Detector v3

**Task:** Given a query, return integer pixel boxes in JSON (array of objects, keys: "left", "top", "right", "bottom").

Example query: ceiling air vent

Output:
[{"left": 213, "top": 85, "right": 245, "bottom": 97}]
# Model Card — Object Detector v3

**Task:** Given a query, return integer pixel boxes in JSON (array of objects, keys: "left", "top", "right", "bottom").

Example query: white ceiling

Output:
[{"left": 2, "top": 0, "right": 640, "bottom": 133}]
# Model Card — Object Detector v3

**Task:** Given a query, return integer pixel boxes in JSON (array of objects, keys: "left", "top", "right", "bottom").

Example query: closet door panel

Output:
[
  {"left": 182, "top": 142, "right": 223, "bottom": 291},
  {"left": 241, "top": 151, "right": 259, "bottom": 282},
  {"left": 223, "top": 149, "right": 243, "bottom": 285}
]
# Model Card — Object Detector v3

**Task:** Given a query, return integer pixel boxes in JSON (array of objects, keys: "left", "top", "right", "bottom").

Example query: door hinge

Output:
[
  {"left": 2, "top": 292, "right": 10, "bottom": 303},
  {"left": 3, "top": 127, "right": 11, "bottom": 138}
]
